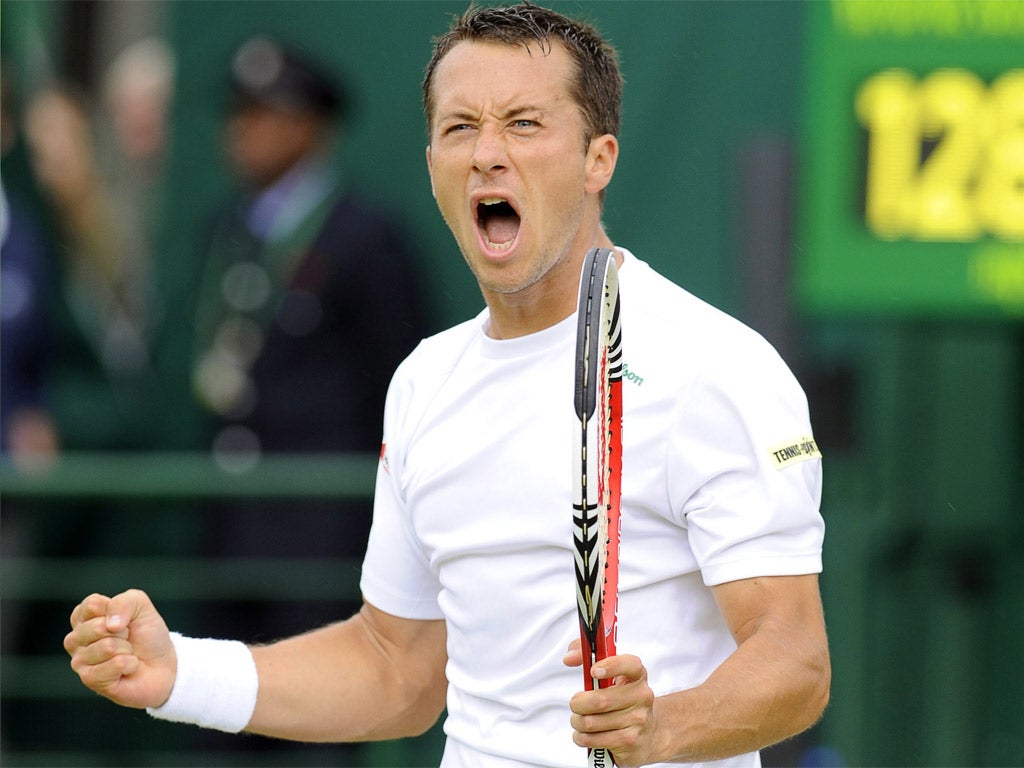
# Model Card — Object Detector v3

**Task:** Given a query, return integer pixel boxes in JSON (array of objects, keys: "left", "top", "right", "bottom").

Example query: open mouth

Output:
[{"left": 476, "top": 197, "right": 521, "bottom": 252}]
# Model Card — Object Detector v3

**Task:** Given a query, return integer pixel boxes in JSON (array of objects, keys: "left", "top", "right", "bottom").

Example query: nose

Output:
[{"left": 471, "top": 125, "right": 508, "bottom": 175}]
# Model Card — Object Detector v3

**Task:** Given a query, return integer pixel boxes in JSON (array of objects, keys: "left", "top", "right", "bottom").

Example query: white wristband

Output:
[{"left": 147, "top": 632, "right": 259, "bottom": 733}]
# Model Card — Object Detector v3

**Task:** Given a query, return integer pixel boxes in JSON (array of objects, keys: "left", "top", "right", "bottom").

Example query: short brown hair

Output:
[{"left": 422, "top": 2, "right": 623, "bottom": 144}]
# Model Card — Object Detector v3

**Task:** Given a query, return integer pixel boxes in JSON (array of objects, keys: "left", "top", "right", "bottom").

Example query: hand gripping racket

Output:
[{"left": 573, "top": 247, "right": 623, "bottom": 768}]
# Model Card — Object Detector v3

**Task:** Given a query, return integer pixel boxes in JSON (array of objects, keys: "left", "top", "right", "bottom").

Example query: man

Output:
[
  {"left": 65, "top": 6, "right": 830, "bottom": 767},
  {"left": 189, "top": 37, "right": 427, "bottom": 646},
  {"left": 192, "top": 35, "right": 424, "bottom": 468}
]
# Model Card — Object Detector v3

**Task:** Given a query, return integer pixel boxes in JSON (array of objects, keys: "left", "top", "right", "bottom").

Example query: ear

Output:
[
  {"left": 584, "top": 133, "right": 619, "bottom": 195},
  {"left": 425, "top": 144, "right": 436, "bottom": 198}
]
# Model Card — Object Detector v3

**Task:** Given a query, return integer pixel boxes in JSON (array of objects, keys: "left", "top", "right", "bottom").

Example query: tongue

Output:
[{"left": 484, "top": 214, "right": 519, "bottom": 245}]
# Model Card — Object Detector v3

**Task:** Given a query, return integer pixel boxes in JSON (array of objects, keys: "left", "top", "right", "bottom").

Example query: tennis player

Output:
[{"left": 65, "top": 5, "right": 830, "bottom": 767}]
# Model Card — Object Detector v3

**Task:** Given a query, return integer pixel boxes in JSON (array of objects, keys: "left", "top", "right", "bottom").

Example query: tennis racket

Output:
[{"left": 572, "top": 247, "right": 623, "bottom": 768}]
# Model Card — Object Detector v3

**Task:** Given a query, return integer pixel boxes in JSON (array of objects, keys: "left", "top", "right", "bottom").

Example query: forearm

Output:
[
  {"left": 247, "top": 606, "right": 448, "bottom": 743},
  {"left": 652, "top": 618, "right": 830, "bottom": 763}
]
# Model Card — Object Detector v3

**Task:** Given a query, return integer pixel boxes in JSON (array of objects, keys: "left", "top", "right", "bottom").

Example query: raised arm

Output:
[
  {"left": 568, "top": 573, "right": 830, "bottom": 766},
  {"left": 66, "top": 590, "right": 448, "bottom": 743}
]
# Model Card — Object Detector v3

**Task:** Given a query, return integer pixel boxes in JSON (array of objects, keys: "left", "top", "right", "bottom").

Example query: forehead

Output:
[{"left": 431, "top": 39, "right": 575, "bottom": 115}]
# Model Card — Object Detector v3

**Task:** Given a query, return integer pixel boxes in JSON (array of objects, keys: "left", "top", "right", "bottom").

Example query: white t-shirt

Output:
[{"left": 360, "top": 249, "right": 824, "bottom": 768}]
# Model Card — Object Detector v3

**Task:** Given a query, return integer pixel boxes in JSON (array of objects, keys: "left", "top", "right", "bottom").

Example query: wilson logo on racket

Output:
[{"left": 572, "top": 248, "right": 623, "bottom": 768}]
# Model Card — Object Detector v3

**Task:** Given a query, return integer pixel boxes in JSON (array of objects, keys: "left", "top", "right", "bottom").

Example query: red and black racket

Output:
[{"left": 572, "top": 247, "right": 623, "bottom": 768}]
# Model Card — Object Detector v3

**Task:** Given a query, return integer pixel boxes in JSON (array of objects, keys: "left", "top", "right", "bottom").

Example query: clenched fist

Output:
[{"left": 64, "top": 589, "right": 177, "bottom": 709}]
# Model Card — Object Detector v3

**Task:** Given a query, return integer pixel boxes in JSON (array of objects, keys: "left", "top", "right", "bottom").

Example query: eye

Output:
[
  {"left": 442, "top": 122, "right": 475, "bottom": 136},
  {"left": 512, "top": 119, "right": 538, "bottom": 129}
]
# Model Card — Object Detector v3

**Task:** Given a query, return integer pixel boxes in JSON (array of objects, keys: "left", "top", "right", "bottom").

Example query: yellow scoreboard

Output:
[{"left": 797, "top": 0, "right": 1024, "bottom": 316}]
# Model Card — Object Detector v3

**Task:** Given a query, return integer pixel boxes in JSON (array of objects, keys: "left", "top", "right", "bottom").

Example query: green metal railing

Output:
[
  {"left": 0, "top": 452, "right": 444, "bottom": 767},
  {"left": 0, "top": 452, "right": 380, "bottom": 500}
]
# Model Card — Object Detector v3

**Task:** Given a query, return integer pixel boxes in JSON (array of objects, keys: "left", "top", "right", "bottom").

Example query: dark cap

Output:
[{"left": 229, "top": 36, "right": 345, "bottom": 119}]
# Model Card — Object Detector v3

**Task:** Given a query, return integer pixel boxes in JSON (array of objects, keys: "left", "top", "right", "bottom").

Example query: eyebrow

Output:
[
  {"left": 501, "top": 105, "right": 545, "bottom": 119},
  {"left": 438, "top": 104, "right": 547, "bottom": 125}
]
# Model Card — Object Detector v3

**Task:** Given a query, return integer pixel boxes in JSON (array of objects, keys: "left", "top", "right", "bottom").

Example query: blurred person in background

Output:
[
  {"left": 0, "top": 63, "right": 59, "bottom": 469},
  {"left": 12, "top": 36, "right": 175, "bottom": 457},
  {"left": 190, "top": 33, "right": 426, "bottom": 649},
  {"left": 2, "top": 55, "right": 177, "bottom": 757},
  {"left": 99, "top": 36, "right": 176, "bottom": 335},
  {"left": 0, "top": 185, "right": 57, "bottom": 466},
  {"left": 185, "top": 35, "right": 428, "bottom": 763},
  {"left": 22, "top": 84, "right": 160, "bottom": 451},
  {"left": 2, "top": 61, "right": 60, "bottom": 664},
  {"left": 102, "top": 36, "right": 175, "bottom": 170},
  {"left": 0, "top": 100, "right": 61, "bottom": 751}
]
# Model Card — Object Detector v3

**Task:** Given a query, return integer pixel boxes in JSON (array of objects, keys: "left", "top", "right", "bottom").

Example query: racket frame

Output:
[{"left": 572, "top": 247, "right": 623, "bottom": 768}]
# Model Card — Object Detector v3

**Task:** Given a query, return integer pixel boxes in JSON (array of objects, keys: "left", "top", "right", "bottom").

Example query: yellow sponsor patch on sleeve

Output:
[{"left": 768, "top": 436, "right": 822, "bottom": 469}]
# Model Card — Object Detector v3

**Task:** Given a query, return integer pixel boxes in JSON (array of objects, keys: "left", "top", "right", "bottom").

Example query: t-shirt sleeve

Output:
[
  {"left": 667, "top": 338, "right": 824, "bottom": 587},
  {"left": 359, "top": 367, "right": 445, "bottom": 620}
]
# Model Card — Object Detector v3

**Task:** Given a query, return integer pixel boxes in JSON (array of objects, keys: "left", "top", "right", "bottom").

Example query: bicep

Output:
[
  {"left": 358, "top": 600, "right": 448, "bottom": 680},
  {"left": 711, "top": 574, "right": 827, "bottom": 648},
  {"left": 710, "top": 574, "right": 831, "bottom": 719},
  {"left": 352, "top": 602, "right": 449, "bottom": 736}
]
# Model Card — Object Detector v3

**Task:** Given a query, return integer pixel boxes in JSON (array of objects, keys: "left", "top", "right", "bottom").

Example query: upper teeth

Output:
[{"left": 480, "top": 197, "right": 506, "bottom": 206}]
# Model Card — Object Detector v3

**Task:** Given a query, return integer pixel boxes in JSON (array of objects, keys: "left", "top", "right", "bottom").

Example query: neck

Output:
[{"left": 482, "top": 232, "right": 617, "bottom": 340}]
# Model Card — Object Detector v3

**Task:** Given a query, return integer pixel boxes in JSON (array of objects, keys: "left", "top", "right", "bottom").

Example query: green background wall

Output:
[{"left": 157, "top": 0, "right": 804, "bottom": 323}]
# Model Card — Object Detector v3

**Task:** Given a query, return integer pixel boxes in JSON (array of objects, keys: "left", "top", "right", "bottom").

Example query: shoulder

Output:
[
  {"left": 619, "top": 250, "right": 787, "bottom": 379},
  {"left": 382, "top": 313, "right": 484, "bottom": 447},
  {"left": 389, "top": 313, "right": 483, "bottom": 395},
  {"left": 397, "top": 314, "right": 481, "bottom": 370}
]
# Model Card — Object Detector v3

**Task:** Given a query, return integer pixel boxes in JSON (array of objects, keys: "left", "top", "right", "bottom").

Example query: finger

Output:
[
  {"left": 70, "top": 593, "right": 112, "bottom": 629},
  {"left": 71, "top": 632, "right": 136, "bottom": 667},
  {"left": 64, "top": 616, "right": 133, "bottom": 665},
  {"left": 74, "top": 649, "right": 141, "bottom": 695},
  {"left": 562, "top": 638, "right": 583, "bottom": 667},
  {"left": 570, "top": 684, "right": 653, "bottom": 750},
  {"left": 71, "top": 613, "right": 126, "bottom": 647},
  {"left": 571, "top": 684, "right": 630, "bottom": 717},
  {"left": 590, "top": 654, "right": 645, "bottom": 685},
  {"left": 64, "top": 615, "right": 109, "bottom": 655},
  {"left": 570, "top": 658, "right": 651, "bottom": 719},
  {"left": 105, "top": 588, "right": 150, "bottom": 633}
]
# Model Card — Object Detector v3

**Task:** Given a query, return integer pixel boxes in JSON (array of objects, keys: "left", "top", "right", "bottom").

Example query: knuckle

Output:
[
  {"left": 77, "top": 663, "right": 104, "bottom": 690},
  {"left": 97, "top": 635, "right": 124, "bottom": 656},
  {"left": 112, "top": 650, "right": 133, "bottom": 671},
  {"left": 81, "top": 658, "right": 126, "bottom": 692},
  {"left": 590, "top": 688, "right": 612, "bottom": 711},
  {"left": 638, "top": 685, "right": 654, "bottom": 707},
  {"left": 83, "top": 593, "right": 107, "bottom": 610}
]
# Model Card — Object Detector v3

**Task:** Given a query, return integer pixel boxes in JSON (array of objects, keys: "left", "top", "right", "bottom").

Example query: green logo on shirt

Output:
[{"left": 622, "top": 363, "right": 644, "bottom": 386}]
